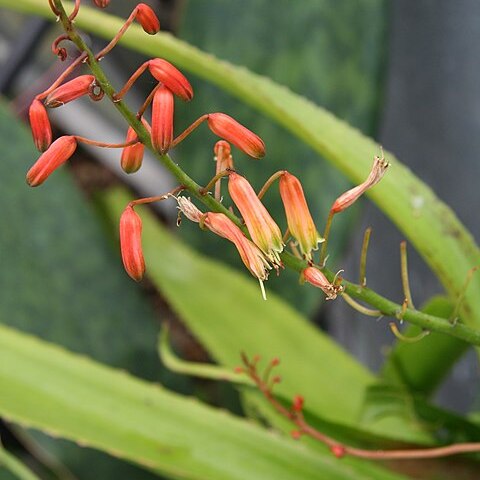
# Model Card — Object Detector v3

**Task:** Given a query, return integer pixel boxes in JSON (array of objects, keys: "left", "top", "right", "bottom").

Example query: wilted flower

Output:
[
  {"left": 208, "top": 113, "right": 265, "bottom": 158},
  {"left": 228, "top": 172, "right": 283, "bottom": 265},
  {"left": 331, "top": 154, "right": 390, "bottom": 214},
  {"left": 26, "top": 136, "right": 77, "bottom": 186},
  {"left": 279, "top": 171, "right": 323, "bottom": 259},
  {"left": 301, "top": 266, "right": 343, "bottom": 300}
]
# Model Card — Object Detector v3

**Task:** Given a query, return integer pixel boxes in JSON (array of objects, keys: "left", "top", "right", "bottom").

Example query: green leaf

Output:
[
  {"left": 175, "top": 0, "right": 387, "bottom": 314},
  {"left": 0, "top": 446, "right": 40, "bottom": 480},
  {"left": 100, "top": 187, "right": 436, "bottom": 445},
  {"left": 0, "top": 324, "right": 408, "bottom": 480},
  {"left": 382, "top": 296, "right": 469, "bottom": 396}
]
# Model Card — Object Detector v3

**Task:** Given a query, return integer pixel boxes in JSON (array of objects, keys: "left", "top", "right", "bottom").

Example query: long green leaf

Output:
[
  {"left": 2, "top": 0, "right": 479, "bottom": 334},
  {"left": 0, "top": 324, "right": 407, "bottom": 480},
  {"left": 100, "top": 188, "right": 434, "bottom": 446}
]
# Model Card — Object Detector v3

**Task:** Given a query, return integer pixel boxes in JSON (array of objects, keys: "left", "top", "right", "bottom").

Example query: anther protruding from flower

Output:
[
  {"left": 208, "top": 113, "right": 266, "bottom": 159},
  {"left": 228, "top": 172, "right": 283, "bottom": 265},
  {"left": 301, "top": 266, "right": 344, "bottom": 300},
  {"left": 331, "top": 153, "right": 390, "bottom": 214},
  {"left": 151, "top": 86, "right": 174, "bottom": 154},
  {"left": 135, "top": 3, "right": 160, "bottom": 35},
  {"left": 205, "top": 212, "right": 272, "bottom": 286},
  {"left": 148, "top": 59, "right": 193, "bottom": 101},
  {"left": 330, "top": 445, "right": 346, "bottom": 459},
  {"left": 120, "top": 205, "right": 145, "bottom": 282},
  {"left": 26, "top": 136, "right": 77, "bottom": 187},
  {"left": 29, "top": 99, "right": 52, "bottom": 152},
  {"left": 93, "top": 0, "right": 110, "bottom": 8},
  {"left": 45, "top": 75, "right": 96, "bottom": 108},
  {"left": 279, "top": 171, "right": 324, "bottom": 260},
  {"left": 292, "top": 395, "right": 304, "bottom": 412},
  {"left": 120, "top": 123, "right": 148, "bottom": 174}
]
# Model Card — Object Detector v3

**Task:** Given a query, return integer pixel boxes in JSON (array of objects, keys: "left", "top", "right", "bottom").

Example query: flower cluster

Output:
[{"left": 27, "top": 0, "right": 389, "bottom": 302}]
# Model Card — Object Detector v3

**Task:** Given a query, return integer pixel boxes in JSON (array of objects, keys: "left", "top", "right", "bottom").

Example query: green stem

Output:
[{"left": 51, "top": 0, "right": 480, "bottom": 347}]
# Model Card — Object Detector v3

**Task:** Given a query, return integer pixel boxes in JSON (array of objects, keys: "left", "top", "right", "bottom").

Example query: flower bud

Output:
[
  {"left": 136, "top": 3, "right": 160, "bottom": 35},
  {"left": 279, "top": 171, "right": 323, "bottom": 259},
  {"left": 45, "top": 75, "right": 96, "bottom": 108},
  {"left": 93, "top": 0, "right": 110, "bottom": 7},
  {"left": 148, "top": 59, "right": 193, "bottom": 101},
  {"left": 228, "top": 172, "right": 283, "bottom": 265},
  {"left": 120, "top": 119, "right": 150, "bottom": 174},
  {"left": 29, "top": 99, "right": 52, "bottom": 152},
  {"left": 26, "top": 136, "right": 77, "bottom": 187},
  {"left": 214, "top": 140, "right": 234, "bottom": 170},
  {"left": 331, "top": 155, "right": 390, "bottom": 214},
  {"left": 120, "top": 205, "right": 145, "bottom": 281},
  {"left": 151, "top": 86, "right": 174, "bottom": 154},
  {"left": 301, "top": 267, "right": 343, "bottom": 300},
  {"left": 208, "top": 113, "right": 265, "bottom": 159}
]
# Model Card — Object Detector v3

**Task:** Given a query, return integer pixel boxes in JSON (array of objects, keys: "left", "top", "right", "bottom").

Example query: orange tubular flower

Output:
[
  {"left": 45, "top": 75, "right": 96, "bottom": 108},
  {"left": 121, "top": 127, "right": 143, "bottom": 173},
  {"left": 136, "top": 3, "right": 160, "bottom": 35},
  {"left": 279, "top": 171, "right": 323, "bottom": 260},
  {"left": 148, "top": 59, "right": 193, "bottom": 101},
  {"left": 29, "top": 99, "right": 52, "bottom": 152},
  {"left": 151, "top": 86, "right": 174, "bottom": 154},
  {"left": 228, "top": 172, "right": 283, "bottom": 265},
  {"left": 331, "top": 154, "right": 390, "bottom": 214},
  {"left": 204, "top": 212, "right": 271, "bottom": 299},
  {"left": 26, "top": 136, "right": 77, "bottom": 187},
  {"left": 301, "top": 267, "right": 343, "bottom": 300},
  {"left": 208, "top": 113, "right": 265, "bottom": 159},
  {"left": 119, "top": 205, "right": 145, "bottom": 281}
]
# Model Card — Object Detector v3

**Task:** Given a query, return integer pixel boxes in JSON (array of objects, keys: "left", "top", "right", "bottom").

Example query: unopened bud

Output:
[
  {"left": 136, "top": 3, "right": 160, "bottom": 35},
  {"left": 151, "top": 86, "right": 174, "bottom": 154},
  {"left": 45, "top": 75, "right": 96, "bottom": 108},
  {"left": 208, "top": 113, "right": 265, "bottom": 159},
  {"left": 292, "top": 395, "right": 304, "bottom": 412},
  {"left": 148, "top": 59, "right": 193, "bottom": 101},
  {"left": 29, "top": 99, "right": 52, "bottom": 152},
  {"left": 121, "top": 126, "right": 144, "bottom": 173},
  {"left": 92, "top": 0, "right": 110, "bottom": 7},
  {"left": 120, "top": 205, "right": 145, "bottom": 281},
  {"left": 26, "top": 136, "right": 77, "bottom": 187},
  {"left": 330, "top": 445, "right": 346, "bottom": 458},
  {"left": 214, "top": 140, "right": 234, "bottom": 170},
  {"left": 291, "top": 430, "right": 302, "bottom": 440}
]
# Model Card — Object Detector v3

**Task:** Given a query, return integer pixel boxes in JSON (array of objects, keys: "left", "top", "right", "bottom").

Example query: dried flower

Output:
[
  {"left": 331, "top": 154, "right": 390, "bottom": 214},
  {"left": 151, "top": 86, "right": 174, "bottom": 154},
  {"left": 45, "top": 75, "right": 96, "bottom": 108},
  {"left": 176, "top": 196, "right": 204, "bottom": 223},
  {"left": 26, "top": 136, "right": 77, "bottom": 187},
  {"left": 301, "top": 266, "right": 343, "bottom": 300},
  {"left": 29, "top": 99, "right": 52, "bottom": 152},
  {"left": 119, "top": 205, "right": 145, "bottom": 281},
  {"left": 148, "top": 59, "right": 193, "bottom": 101},
  {"left": 228, "top": 172, "right": 283, "bottom": 265},
  {"left": 208, "top": 113, "right": 265, "bottom": 159},
  {"left": 136, "top": 3, "right": 160, "bottom": 35},
  {"left": 279, "top": 171, "right": 323, "bottom": 259}
]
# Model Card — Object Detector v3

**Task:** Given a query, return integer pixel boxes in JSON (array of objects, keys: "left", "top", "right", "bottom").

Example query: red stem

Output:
[
  {"left": 171, "top": 114, "right": 209, "bottom": 148},
  {"left": 74, "top": 136, "right": 140, "bottom": 148}
]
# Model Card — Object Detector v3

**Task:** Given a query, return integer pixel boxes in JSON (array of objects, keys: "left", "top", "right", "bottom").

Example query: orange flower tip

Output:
[
  {"left": 208, "top": 113, "right": 265, "bottom": 158},
  {"left": 291, "top": 430, "right": 302, "bottom": 440},
  {"left": 302, "top": 266, "right": 343, "bottom": 300},
  {"left": 330, "top": 445, "right": 346, "bottom": 459},
  {"left": 45, "top": 75, "right": 96, "bottom": 108},
  {"left": 29, "top": 99, "right": 52, "bottom": 152},
  {"left": 148, "top": 59, "right": 193, "bottom": 101},
  {"left": 292, "top": 395, "right": 304, "bottom": 412},
  {"left": 233, "top": 366, "right": 244, "bottom": 374},
  {"left": 120, "top": 206, "right": 145, "bottom": 282},
  {"left": 271, "top": 357, "right": 280, "bottom": 367},
  {"left": 136, "top": 3, "right": 160, "bottom": 35},
  {"left": 93, "top": 0, "right": 110, "bottom": 7},
  {"left": 151, "top": 86, "right": 174, "bottom": 154},
  {"left": 26, "top": 136, "right": 77, "bottom": 187},
  {"left": 214, "top": 140, "right": 231, "bottom": 157},
  {"left": 121, "top": 126, "right": 144, "bottom": 173}
]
